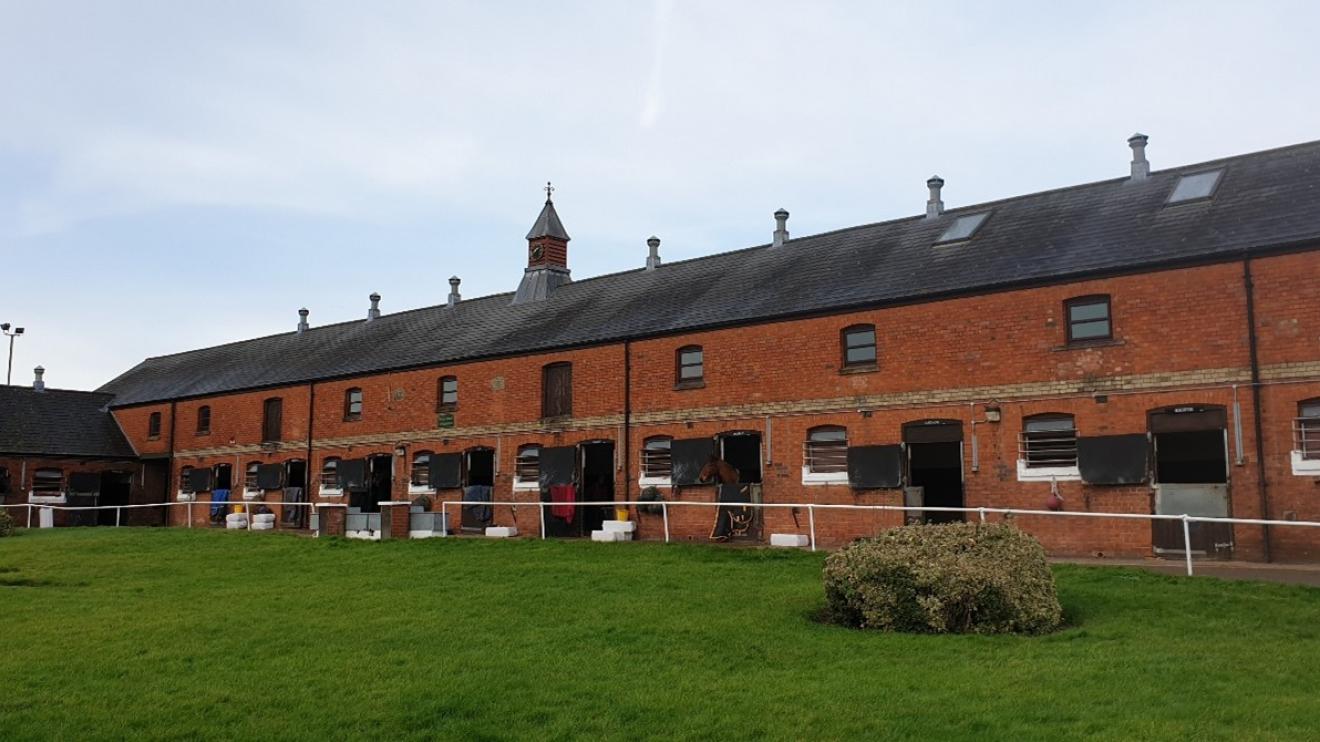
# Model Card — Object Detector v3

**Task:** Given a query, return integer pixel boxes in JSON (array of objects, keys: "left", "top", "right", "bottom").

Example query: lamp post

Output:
[{"left": 1, "top": 323, "right": 23, "bottom": 386}]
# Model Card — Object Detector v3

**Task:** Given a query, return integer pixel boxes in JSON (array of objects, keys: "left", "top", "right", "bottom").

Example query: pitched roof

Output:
[
  {"left": 525, "top": 198, "right": 571, "bottom": 241},
  {"left": 0, "top": 386, "right": 136, "bottom": 458},
  {"left": 100, "top": 140, "right": 1320, "bottom": 407}
]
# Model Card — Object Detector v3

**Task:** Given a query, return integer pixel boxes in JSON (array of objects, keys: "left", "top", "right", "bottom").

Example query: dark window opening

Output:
[
  {"left": 196, "top": 406, "right": 211, "bottom": 435},
  {"left": 805, "top": 426, "right": 848, "bottom": 473},
  {"left": 1066, "top": 295, "right": 1112, "bottom": 343},
  {"left": 720, "top": 433, "right": 762, "bottom": 484},
  {"left": 1297, "top": 399, "right": 1320, "bottom": 460},
  {"left": 676, "top": 346, "right": 704, "bottom": 385},
  {"left": 344, "top": 388, "right": 363, "bottom": 420},
  {"left": 262, "top": 397, "right": 283, "bottom": 442},
  {"left": 213, "top": 463, "right": 233, "bottom": 491},
  {"left": 842, "top": 324, "right": 877, "bottom": 368},
  {"left": 437, "top": 376, "right": 458, "bottom": 410},
  {"left": 33, "top": 467, "right": 64, "bottom": 493},
  {"left": 641, "top": 436, "right": 673, "bottom": 479},
  {"left": 542, "top": 362, "right": 572, "bottom": 418},
  {"left": 147, "top": 412, "right": 162, "bottom": 439},
  {"left": 1021, "top": 414, "right": 1078, "bottom": 467},
  {"left": 284, "top": 460, "right": 307, "bottom": 490},
  {"left": 465, "top": 448, "right": 495, "bottom": 487}
]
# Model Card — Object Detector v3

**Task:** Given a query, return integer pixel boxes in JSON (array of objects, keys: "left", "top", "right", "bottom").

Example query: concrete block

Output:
[
  {"left": 770, "top": 533, "right": 810, "bottom": 548},
  {"left": 485, "top": 526, "right": 518, "bottom": 538},
  {"left": 602, "top": 520, "right": 636, "bottom": 533},
  {"left": 591, "top": 529, "right": 622, "bottom": 542}
]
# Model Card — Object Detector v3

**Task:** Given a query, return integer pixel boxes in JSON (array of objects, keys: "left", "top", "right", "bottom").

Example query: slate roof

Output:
[
  {"left": 0, "top": 386, "right": 136, "bottom": 458},
  {"left": 100, "top": 139, "right": 1320, "bottom": 407},
  {"left": 526, "top": 198, "right": 571, "bottom": 241}
]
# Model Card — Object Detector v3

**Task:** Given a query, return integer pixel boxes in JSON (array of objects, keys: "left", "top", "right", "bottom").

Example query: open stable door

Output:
[
  {"left": 1150, "top": 406, "right": 1233, "bottom": 558},
  {"left": 903, "top": 420, "right": 964, "bottom": 523}
]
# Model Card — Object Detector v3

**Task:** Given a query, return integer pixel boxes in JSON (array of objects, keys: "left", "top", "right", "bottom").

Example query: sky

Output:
[{"left": 2, "top": 0, "right": 1319, "bottom": 391}]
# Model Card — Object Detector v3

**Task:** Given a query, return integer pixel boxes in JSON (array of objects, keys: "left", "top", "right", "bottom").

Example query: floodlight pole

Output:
[{"left": 2, "top": 323, "right": 23, "bottom": 386}]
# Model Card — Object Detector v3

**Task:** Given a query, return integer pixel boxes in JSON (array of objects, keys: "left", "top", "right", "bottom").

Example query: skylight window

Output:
[
  {"left": 1166, "top": 169, "right": 1223, "bottom": 204},
  {"left": 935, "top": 212, "right": 989, "bottom": 244}
]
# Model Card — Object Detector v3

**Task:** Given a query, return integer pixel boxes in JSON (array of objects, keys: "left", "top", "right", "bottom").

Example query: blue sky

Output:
[{"left": 3, "top": 1, "right": 1319, "bottom": 391}]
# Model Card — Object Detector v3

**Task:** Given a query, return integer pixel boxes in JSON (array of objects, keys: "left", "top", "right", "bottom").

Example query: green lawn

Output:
[{"left": 2, "top": 530, "right": 1319, "bottom": 741}]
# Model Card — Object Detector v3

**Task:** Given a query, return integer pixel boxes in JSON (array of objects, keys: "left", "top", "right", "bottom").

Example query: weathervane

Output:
[{"left": 544, "top": 181, "right": 555, "bottom": 203}]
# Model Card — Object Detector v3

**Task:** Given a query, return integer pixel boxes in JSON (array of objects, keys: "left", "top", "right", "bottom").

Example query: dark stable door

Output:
[
  {"left": 1151, "top": 428, "right": 1233, "bottom": 557},
  {"left": 363, "top": 456, "right": 392, "bottom": 514},
  {"left": 909, "top": 442, "right": 964, "bottom": 523},
  {"left": 579, "top": 442, "right": 614, "bottom": 536},
  {"left": 461, "top": 449, "right": 496, "bottom": 531},
  {"left": 96, "top": 472, "right": 132, "bottom": 526}
]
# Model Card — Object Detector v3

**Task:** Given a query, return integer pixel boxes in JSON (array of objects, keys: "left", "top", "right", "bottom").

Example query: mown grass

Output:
[{"left": 1, "top": 529, "right": 1319, "bottom": 741}]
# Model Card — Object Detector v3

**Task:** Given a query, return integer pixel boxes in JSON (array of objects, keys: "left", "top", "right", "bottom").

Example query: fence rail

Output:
[{"left": 6, "top": 498, "right": 1320, "bottom": 577}]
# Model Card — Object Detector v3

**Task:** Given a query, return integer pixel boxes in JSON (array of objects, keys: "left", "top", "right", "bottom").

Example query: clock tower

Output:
[{"left": 513, "top": 182, "right": 572, "bottom": 304}]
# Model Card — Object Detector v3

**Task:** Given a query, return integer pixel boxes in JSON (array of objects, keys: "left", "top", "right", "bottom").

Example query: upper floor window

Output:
[
  {"left": 32, "top": 467, "right": 64, "bottom": 493},
  {"left": 411, "top": 451, "right": 433, "bottom": 489},
  {"left": 841, "top": 325, "right": 877, "bottom": 369},
  {"left": 320, "top": 457, "right": 340, "bottom": 489},
  {"left": 147, "top": 412, "right": 162, "bottom": 439},
  {"left": 244, "top": 462, "right": 260, "bottom": 490},
  {"left": 542, "top": 363, "right": 572, "bottom": 418},
  {"left": 804, "top": 426, "right": 848, "bottom": 474},
  {"left": 676, "top": 346, "right": 704, "bottom": 386},
  {"left": 1065, "top": 296, "right": 1112, "bottom": 343},
  {"left": 344, "top": 388, "right": 363, "bottom": 421},
  {"left": 179, "top": 466, "right": 194, "bottom": 494},
  {"left": 515, "top": 444, "right": 540, "bottom": 484},
  {"left": 262, "top": 397, "right": 283, "bottom": 442},
  {"left": 196, "top": 406, "right": 211, "bottom": 435},
  {"left": 437, "top": 376, "right": 458, "bottom": 411},
  {"left": 1021, "top": 414, "right": 1078, "bottom": 468},
  {"left": 641, "top": 436, "right": 673, "bottom": 480},
  {"left": 1297, "top": 399, "right": 1320, "bottom": 461}
]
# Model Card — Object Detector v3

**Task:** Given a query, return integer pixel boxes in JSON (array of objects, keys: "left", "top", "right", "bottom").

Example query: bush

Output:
[
  {"left": 822, "top": 522, "right": 1062, "bottom": 635},
  {"left": 0, "top": 508, "right": 14, "bottom": 537}
]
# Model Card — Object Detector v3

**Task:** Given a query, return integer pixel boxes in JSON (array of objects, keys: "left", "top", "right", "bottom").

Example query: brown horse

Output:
[{"left": 698, "top": 454, "right": 739, "bottom": 486}]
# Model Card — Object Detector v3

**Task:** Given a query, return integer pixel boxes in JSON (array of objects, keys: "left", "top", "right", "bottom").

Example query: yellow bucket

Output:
[{"left": 614, "top": 507, "right": 629, "bottom": 521}]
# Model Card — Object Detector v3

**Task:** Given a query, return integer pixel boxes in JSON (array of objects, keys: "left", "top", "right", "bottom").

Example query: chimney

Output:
[
  {"left": 32, "top": 365, "right": 45, "bottom": 392},
  {"left": 1128, "top": 133, "right": 1150, "bottom": 180},
  {"left": 367, "top": 292, "right": 381, "bottom": 321},
  {"left": 447, "top": 276, "right": 461, "bottom": 307},
  {"left": 926, "top": 176, "right": 945, "bottom": 218},
  {"left": 772, "top": 208, "right": 789, "bottom": 246},
  {"left": 646, "top": 236, "right": 662, "bottom": 270},
  {"left": 296, "top": 308, "right": 309, "bottom": 334}
]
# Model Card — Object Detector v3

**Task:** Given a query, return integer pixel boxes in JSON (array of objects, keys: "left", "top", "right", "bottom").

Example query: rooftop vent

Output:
[
  {"left": 1166, "top": 169, "right": 1224, "bottom": 204},
  {"left": 646, "top": 236, "right": 661, "bottom": 270},
  {"left": 772, "top": 208, "right": 789, "bottom": 246},
  {"left": 926, "top": 176, "right": 945, "bottom": 218},
  {"left": 1128, "top": 133, "right": 1150, "bottom": 181},
  {"left": 32, "top": 365, "right": 45, "bottom": 392},
  {"left": 367, "top": 293, "right": 381, "bottom": 321},
  {"left": 448, "top": 276, "right": 461, "bottom": 307},
  {"left": 935, "top": 212, "right": 990, "bottom": 245},
  {"left": 296, "top": 308, "right": 309, "bottom": 334}
]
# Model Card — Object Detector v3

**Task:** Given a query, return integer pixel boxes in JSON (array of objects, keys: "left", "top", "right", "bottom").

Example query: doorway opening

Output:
[
  {"left": 97, "top": 471, "right": 133, "bottom": 526},
  {"left": 460, "top": 448, "right": 496, "bottom": 532},
  {"left": 580, "top": 440, "right": 615, "bottom": 535},
  {"left": 285, "top": 460, "right": 307, "bottom": 490},
  {"left": 1150, "top": 406, "right": 1232, "bottom": 557},
  {"left": 720, "top": 432, "right": 762, "bottom": 484},
  {"left": 712, "top": 432, "right": 763, "bottom": 541},
  {"left": 465, "top": 448, "right": 495, "bottom": 487},
  {"left": 357, "top": 454, "right": 393, "bottom": 513},
  {"left": 213, "top": 463, "right": 233, "bottom": 492},
  {"left": 903, "top": 420, "right": 964, "bottom": 523},
  {"left": 283, "top": 459, "right": 309, "bottom": 528}
]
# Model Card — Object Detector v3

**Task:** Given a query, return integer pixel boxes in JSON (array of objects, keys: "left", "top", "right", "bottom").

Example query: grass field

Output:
[{"left": 2, "top": 529, "right": 1320, "bottom": 740}]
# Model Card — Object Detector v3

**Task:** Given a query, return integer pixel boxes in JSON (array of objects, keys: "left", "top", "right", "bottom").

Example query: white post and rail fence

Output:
[{"left": 4, "top": 499, "right": 1319, "bottom": 578}]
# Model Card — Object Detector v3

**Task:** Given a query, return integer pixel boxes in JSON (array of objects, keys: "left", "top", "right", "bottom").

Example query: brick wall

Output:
[{"left": 0, "top": 455, "right": 155, "bottom": 527}]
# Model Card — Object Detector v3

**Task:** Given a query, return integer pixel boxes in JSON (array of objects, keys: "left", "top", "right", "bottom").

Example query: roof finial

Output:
[{"left": 544, "top": 181, "right": 555, "bottom": 203}]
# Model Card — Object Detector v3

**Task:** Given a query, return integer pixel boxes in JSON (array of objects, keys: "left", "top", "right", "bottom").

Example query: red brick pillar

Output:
[
  {"left": 318, "top": 505, "right": 346, "bottom": 537},
  {"left": 381, "top": 502, "right": 410, "bottom": 540}
]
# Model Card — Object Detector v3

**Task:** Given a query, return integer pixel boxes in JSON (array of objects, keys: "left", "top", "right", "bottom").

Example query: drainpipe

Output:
[
  {"left": 167, "top": 400, "right": 177, "bottom": 525},
  {"left": 1243, "top": 256, "right": 1272, "bottom": 561},
  {"left": 622, "top": 340, "right": 631, "bottom": 506},
  {"left": 306, "top": 381, "right": 316, "bottom": 497}
]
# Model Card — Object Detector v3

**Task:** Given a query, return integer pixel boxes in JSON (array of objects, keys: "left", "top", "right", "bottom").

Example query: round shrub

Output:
[
  {"left": 822, "top": 522, "right": 1062, "bottom": 635},
  {"left": 0, "top": 508, "right": 14, "bottom": 538}
]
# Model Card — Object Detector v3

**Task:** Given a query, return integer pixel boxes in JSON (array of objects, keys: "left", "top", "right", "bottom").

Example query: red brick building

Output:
[{"left": 10, "top": 136, "right": 1320, "bottom": 560}]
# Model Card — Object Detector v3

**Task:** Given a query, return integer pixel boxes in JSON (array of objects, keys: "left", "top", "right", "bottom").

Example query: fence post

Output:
[
  {"left": 539, "top": 501, "right": 546, "bottom": 540},
  {"left": 808, "top": 505, "right": 817, "bottom": 552},
  {"left": 27, "top": 503, "right": 32, "bottom": 529},
  {"left": 978, "top": 507, "right": 986, "bottom": 523},
  {"left": 1182, "top": 515, "right": 1194, "bottom": 577},
  {"left": 116, "top": 506, "right": 121, "bottom": 528},
  {"left": 661, "top": 502, "right": 670, "bottom": 543}
]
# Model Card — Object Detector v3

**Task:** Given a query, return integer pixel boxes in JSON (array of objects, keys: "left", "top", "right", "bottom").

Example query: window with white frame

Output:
[
  {"left": 514, "top": 445, "right": 540, "bottom": 486},
  {"left": 804, "top": 426, "right": 848, "bottom": 474},
  {"left": 1296, "top": 399, "right": 1320, "bottom": 461},
  {"left": 32, "top": 467, "right": 64, "bottom": 493},
  {"left": 411, "top": 451, "right": 433, "bottom": 489},
  {"left": 1020, "top": 414, "right": 1078, "bottom": 468},
  {"left": 320, "top": 457, "right": 341, "bottom": 490},
  {"left": 641, "top": 436, "right": 673, "bottom": 481}
]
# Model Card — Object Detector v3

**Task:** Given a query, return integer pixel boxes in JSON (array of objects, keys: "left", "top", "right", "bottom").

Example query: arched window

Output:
[
  {"left": 676, "top": 346, "right": 704, "bottom": 386},
  {"left": 437, "top": 376, "right": 458, "bottom": 411},
  {"left": 411, "top": 451, "right": 433, "bottom": 488},
  {"left": 841, "top": 325, "right": 877, "bottom": 369},
  {"left": 32, "top": 467, "right": 65, "bottom": 493},
  {"left": 147, "top": 411, "right": 162, "bottom": 439},
  {"left": 515, "top": 444, "right": 541, "bottom": 484},
  {"left": 196, "top": 406, "right": 211, "bottom": 435},
  {"left": 1065, "top": 295, "right": 1112, "bottom": 343},
  {"left": 244, "top": 462, "right": 260, "bottom": 490},
  {"left": 1297, "top": 399, "right": 1320, "bottom": 460},
  {"left": 179, "top": 466, "right": 194, "bottom": 494},
  {"left": 641, "top": 436, "right": 673, "bottom": 479},
  {"left": 1021, "top": 414, "right": 1078, "bottom": 468},
  {"left": 542, "top": 363, "right": 572, "bottom": 418},
  {"left": 804, "top": 426, "right": 848, "bottom": 473},
  {"left": 344, "top": 387, "right": 363, "bottom": 420},
  {"left": 320, "top": 457, "right": 340, "bottom": 490}
]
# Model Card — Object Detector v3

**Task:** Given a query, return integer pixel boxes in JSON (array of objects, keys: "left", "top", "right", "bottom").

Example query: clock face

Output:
[{"left": 530, "top": 244, "right": 544, "bottom": 260}]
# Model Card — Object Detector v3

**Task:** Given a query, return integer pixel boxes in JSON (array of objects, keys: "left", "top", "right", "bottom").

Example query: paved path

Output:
[{"left": 1057, "top": 557, "right": 1320, "bottom": 587}]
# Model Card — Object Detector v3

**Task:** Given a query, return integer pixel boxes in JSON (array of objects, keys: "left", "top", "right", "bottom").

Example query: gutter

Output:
[{"left": 1242, "top": 256, "right": 1273, "bottom": 561}]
